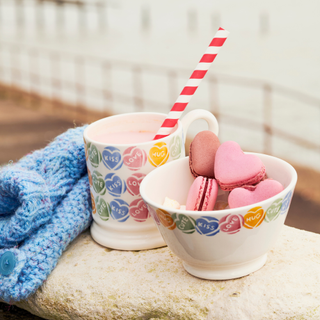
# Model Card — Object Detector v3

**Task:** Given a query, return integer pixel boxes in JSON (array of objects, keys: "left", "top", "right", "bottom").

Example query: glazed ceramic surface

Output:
[
  {"left": 140, "top": 155, "right": 297, "bottom": 279},
  {"left": 83, "top": 110, "right": 219, "bottom": 250}
]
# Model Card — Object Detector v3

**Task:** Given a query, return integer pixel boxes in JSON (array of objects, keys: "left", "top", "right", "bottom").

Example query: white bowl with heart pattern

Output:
[{"left": 140, "top": 155, "right": 297, "bottom": 280}]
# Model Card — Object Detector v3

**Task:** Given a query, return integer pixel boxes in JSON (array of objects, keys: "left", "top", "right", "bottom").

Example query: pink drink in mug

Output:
[
  {"left": 92, "top": 131, "right": 156, "bottom": 144},
  {"left": 83, "top": 110, "right": 219, "bottom": 250}
]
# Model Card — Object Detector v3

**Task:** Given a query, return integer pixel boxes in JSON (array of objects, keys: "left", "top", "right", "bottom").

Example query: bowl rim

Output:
[{"left": 140, "top": 153, "right": 298, "bottom": 217}]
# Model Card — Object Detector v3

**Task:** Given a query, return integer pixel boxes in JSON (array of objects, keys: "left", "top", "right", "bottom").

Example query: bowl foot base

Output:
[
  {"left": 90, "top": 221, "right": 166, "bottom": 251},
  {"left": 183, "top": 254, "right": 268, "bottom": 280}
]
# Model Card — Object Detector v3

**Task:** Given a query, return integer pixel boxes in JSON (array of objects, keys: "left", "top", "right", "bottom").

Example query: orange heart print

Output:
[
  {"left": 88, "top": 169, "right": 93, "bottom": 187},
  {"left": 84, "top": 138, "right": 88, "bottom": 161},
  {"left": 244, "top": 206, "right": 266, "bottom": 229},
  {"left": 91, "top": 192, "right": 96, "bottom": 214},
  {"left": 156, "top": 209, "right": 176, "bottom": 230},
  {"left": 148, "top": 142, "right": 169, "bottom": 167}
]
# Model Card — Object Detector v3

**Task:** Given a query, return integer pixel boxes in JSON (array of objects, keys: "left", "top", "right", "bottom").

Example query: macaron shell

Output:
[
  {"left": 186, "top": 176, "right": 218, "bottom": 211},
  {"left": 189, "top": 131, "right": 220, "bottom": 179},
  {"left": 214, "top": 141, "right": 266, "bottom": 191},
  {"left": 202, "top": 178, "right": 218, "bottom": 211},
  {"left": 228, "top": 179, "right": 284, "bottom": 209},
  {"left": 186, "top": 176, "right": 206, "bottom": 211}
]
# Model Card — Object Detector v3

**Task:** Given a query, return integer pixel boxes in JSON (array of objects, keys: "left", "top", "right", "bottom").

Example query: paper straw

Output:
[{"left": 153, "top": 27, "right": 229, "bottom": 140}]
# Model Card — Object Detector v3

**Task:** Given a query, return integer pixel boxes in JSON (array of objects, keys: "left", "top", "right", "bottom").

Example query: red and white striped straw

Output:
[{"left": 153, "top": 27, "right": 229, "bottom": 140}]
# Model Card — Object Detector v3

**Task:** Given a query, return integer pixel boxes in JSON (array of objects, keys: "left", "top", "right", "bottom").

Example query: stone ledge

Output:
[{"left": 13, "top": 226, "right": 320, "bottom": 320}]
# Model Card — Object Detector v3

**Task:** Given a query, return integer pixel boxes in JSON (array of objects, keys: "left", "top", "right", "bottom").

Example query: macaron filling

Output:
[{"left": 198, "top": 178, "right": 210, "bottom": 210}]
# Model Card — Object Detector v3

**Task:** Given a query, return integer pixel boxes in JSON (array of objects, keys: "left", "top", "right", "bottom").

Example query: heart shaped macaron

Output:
[
  {"left": 228, "top": 179, "right": 284, "bottom": 209},
  {"left": 214, "top": 141, "right": 266, "bottom": 191}
]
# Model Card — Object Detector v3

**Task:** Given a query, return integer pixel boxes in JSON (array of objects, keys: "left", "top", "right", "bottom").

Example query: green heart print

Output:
[
  {"left": 169, "top": 135, "right": 182, "bottom": 160},
  {"left": 265, "top": 198, "right": 283, "bottom": 222},
  {"left": 96, "top": 196, "right": 111, "bottom": 221},
  {"left": 92, "top": 171, "right": 106, "bottom": 195},
  {"left": 172, "top": 213, "right": 196, "bottom": 234},
  {"left": 88, "top": 143, "right": 102, "bottom": 168}
]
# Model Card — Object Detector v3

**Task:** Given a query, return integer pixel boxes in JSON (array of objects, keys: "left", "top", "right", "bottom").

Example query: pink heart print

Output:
[
  {"left": 123, "top": 146, "right": 147, "bottom": 171},
  {"left": 126, "top": 173, "right": 146, "bottom": 196},
  {"left": 129, "top": 198, "right": 150, "bottom": 222},
  {"left": 219, "top": 214, "right": 244, "bottom": 234},
  {"left": 214, "top": 141, "right": 266, "bottom": 191},
  {"left": 228, "top": 179, "right": 284, "bottom": 209}
]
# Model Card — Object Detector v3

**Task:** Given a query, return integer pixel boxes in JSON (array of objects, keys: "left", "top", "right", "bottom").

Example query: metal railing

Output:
[{"left": 0, "top": 41, "right": 319, "bottom": 170}]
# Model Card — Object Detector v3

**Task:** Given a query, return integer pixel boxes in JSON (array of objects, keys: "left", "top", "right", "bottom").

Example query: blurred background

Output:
[{"left": 0, "top": 0, "right": 319, "bottom": 317}]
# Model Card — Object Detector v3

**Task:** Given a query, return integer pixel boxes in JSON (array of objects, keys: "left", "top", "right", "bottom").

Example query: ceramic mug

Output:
[{"left": 83, "top": 109, "right": 219, "bottom": 250}]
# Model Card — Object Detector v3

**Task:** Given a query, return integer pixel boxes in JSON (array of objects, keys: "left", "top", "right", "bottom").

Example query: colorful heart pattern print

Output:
[
  {"left": 219, "top": 214, "right": 244, "bottom": 234},
  {"left": 123, "top": 146, "right": 147, "bottom": 171},
  {"left": 244, "top": 206, "right": 266, "bottom": 229},
  {"left": 280, "top": 191, "right": 292, "bottom": 215},
  {"left": 84, "top": 138, "right": 88, "bottom": 161},
  {"left": 104, "top": 173, "right": 127, "bottom": 197},
  {"left": 156, "top": 209, "right": 176, "bottom": 230},
  {"left": 110, "top": 199, "right": 130, "bottom": 222},
  {"left": 151, "top": 190, "right": 292, "bottom": 235},
  {"left": 92, "top": 171, "right": 106, "bottom": 195},
  {"left": 96, "top": 196, "right": 111, "bottom": 221},
  {"left": 126, "top": 173, "right": 146, "bottom": 196},
  {"left": 129, "top": 198, "right": 149, "bottom": 222},
  {"left": 102, "top": 146, "right": 123, "bottom": 170},
  {"left": 169, "top": 135, "right": 182, "bottom": 160},
  {"left": 147, "top": 204, "right": 160, "bottom": 225},
  {"left": 265, "top": 198, "right": 283, "bottom": 222},
  {"left": 88, "top": 169, "right": 93, "bottom": 187},
  {"left": 90, "top": 192, "right": 96, "bottom": 214},
  {"left": 148, "top": 142, "right": 169, "bottom": 167},
  {"left": 88, "top": 143, "right": 102, "bottom": 168},
  {"left": 172, "top": 213, "right": 196, "bottom": 234},
  {"left": 196, "top": 216, "right": 220, "bottom": 236}
]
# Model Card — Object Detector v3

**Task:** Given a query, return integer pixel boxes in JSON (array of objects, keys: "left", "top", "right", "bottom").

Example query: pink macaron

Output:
[
  {"left": 228, "top": 179, "right": 284, "bottom": 209},
  {"left": 214, "top": 141, "right": 266, "bottom": 191},
  {"left": 186, "top": 176, "right": 218, "bottom": 211},
  {"left": 189, "top": 130, "right": 220, "bottom": 179}
]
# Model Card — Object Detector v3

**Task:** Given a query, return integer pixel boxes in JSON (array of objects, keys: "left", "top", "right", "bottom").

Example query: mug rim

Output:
[
  {"left": 83, "top": 112, "right": 181, "bottom": 147},
  {"left": 140, "top": 153, "right": 298, "bottom": 217}
]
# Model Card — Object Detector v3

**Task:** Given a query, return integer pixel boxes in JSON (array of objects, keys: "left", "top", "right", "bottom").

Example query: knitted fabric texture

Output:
[
  {"left": 0, "top": 176, "right": 92, "bottom": 302},
  {"left": 0, "top": 126, "right": 88, "bottom": 247},
  {"left": 0, "top": 126, "right": 92, "bottom": 302}
]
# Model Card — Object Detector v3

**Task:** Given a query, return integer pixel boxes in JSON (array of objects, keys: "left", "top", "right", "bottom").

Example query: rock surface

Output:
[{"left": 15, "top": 226, "right": 320, "bottom": 320}]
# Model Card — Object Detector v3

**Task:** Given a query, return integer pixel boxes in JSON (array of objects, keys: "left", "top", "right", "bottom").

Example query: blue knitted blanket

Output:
[{"left": 0, "top": 126, "right": 92, "bottom": 302}]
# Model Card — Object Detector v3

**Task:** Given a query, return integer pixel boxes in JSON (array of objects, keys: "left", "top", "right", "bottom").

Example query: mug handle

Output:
[{"left": 180, "top": 109, "right": 219, "bottom": 144}]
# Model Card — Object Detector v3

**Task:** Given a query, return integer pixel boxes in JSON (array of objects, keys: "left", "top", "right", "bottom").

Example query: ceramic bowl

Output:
[{"left": 140, "top": 155, "right": 297, "bottom": 280}]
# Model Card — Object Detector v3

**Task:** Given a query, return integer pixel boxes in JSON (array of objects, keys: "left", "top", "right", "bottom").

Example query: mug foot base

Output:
[
  {"left": 182, "top": 254, "right": 268, "bottom": 280},
  {"left": 90, "top": 221, "right": 167, "bottom": 251}
]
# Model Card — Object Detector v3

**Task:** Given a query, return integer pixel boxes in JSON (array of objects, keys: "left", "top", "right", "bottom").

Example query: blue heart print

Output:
[
  {"left": 105, "top": 173, "right": 127, "bottom": 197},
  {"left": 196, "top": 216, "right": 220, "bottom": 236},
  {"left": 110, "top": 199, "right": 130, "bottom": 222},
  {"left": 102, "top": 146, "right": 123, "bottom": 170},
  {"left": 280, "top": 190, "right": 292, "bottom": 214}
]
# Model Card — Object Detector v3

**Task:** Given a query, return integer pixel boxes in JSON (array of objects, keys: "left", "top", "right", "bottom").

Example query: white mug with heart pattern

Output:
[{"left": 83, "top": 110, "right": 219, "bottom": 250}]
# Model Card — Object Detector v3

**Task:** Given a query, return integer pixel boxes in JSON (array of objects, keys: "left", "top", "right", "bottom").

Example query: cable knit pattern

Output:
[
  {"left": 0, "top": 169, "right": 51, "bottom": 247},
  {"left": 0, "top": 126, "right": 93, "bottom": 302},
  {"left": 0, "top": 126, "right": 88, "bottom": 247},
  {"left": 0, "top": 176, "right": 92, "bottom": 303}
]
